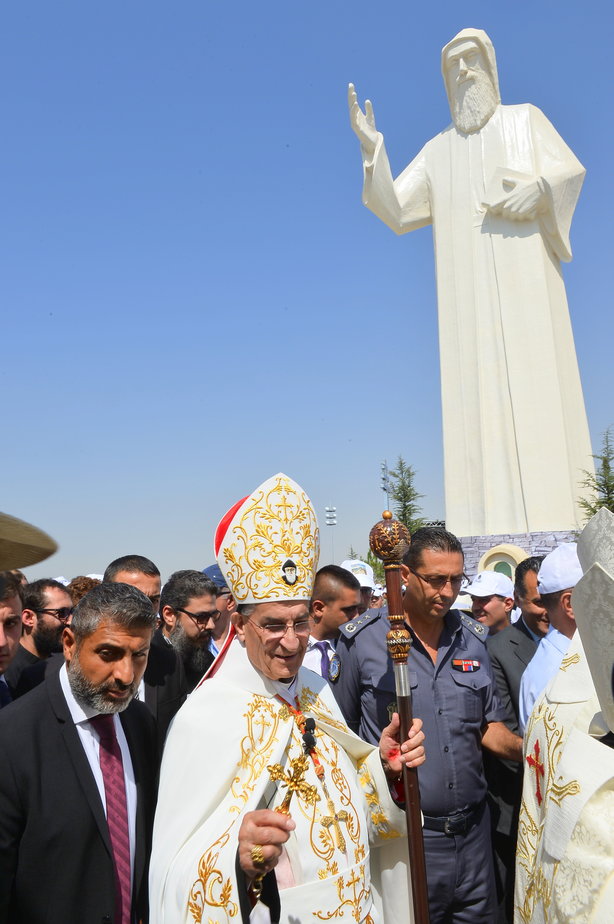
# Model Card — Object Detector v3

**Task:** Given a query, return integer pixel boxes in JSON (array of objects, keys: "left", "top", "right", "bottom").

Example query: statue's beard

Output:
[{"left": 451, "top": 69, "right": 498, "bottom": 134}]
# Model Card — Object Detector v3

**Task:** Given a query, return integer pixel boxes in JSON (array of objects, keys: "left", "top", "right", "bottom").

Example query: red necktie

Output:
[{"left": 90, "top": 714, "right": 132, "bottom": 924}]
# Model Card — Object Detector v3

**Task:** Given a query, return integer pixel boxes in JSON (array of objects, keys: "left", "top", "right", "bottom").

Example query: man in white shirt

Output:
[
  {"left": 518, "top": 544, "right": 583, "bottom": 733},
  {"left": 304, "top": 565, "right": 361, "bottom": 679},
  {"left": 0, "top": 581, "right": 158, "bottom": 924}
]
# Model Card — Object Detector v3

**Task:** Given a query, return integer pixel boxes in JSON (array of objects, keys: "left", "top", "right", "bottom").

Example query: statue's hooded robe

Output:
[{"left": 361, "top": 28, "right": 592, "bottom": 536}]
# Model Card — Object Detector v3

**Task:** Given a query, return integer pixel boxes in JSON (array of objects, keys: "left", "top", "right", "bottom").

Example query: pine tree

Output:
[
  {"left": 579, "top": 427, "right": 614, "bottom": 519},
  {"left": 388, "top": 456, "right": 426, "bottom": 534},
  {"left": 366, "top": 549, "right": 385, "bottom": 584}
]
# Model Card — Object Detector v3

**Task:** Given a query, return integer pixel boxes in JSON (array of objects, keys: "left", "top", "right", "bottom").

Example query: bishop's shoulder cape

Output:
[{"left": 149, "top": 637, "right": 413, "bottom": 924}]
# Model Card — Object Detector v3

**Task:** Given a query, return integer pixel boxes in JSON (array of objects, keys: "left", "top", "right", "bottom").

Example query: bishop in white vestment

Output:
[{"left": 150, "top": 474, "right": 424, "bottom": 924}]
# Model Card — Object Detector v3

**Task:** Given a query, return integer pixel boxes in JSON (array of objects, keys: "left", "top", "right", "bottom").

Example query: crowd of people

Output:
[{"left": 0, "top": 473, "right": 612, "bottom": 924}]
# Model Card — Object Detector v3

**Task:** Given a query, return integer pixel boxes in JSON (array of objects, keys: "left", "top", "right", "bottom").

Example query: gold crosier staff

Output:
[{"left": 370, "top": 511, "right": 430, "bottom": 924}]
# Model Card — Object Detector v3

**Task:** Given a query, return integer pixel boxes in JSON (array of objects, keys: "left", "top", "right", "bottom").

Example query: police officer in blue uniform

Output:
[{"left": 331, "top": 528, "right": 523, "bottom": 924}]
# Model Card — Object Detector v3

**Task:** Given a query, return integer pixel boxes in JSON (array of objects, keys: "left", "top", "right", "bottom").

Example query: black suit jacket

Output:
[
  {"left": 0, "top": 668, "right": 157, "bottom": 924},
  {"left": 485, "top": 619, "right": 538, "bottom": 837},
  {"left": 143, "top": 628, "right": 188, "bottom": 753},
  {"left": 486, "top": 618, "right": 538, "bottom": 734}
]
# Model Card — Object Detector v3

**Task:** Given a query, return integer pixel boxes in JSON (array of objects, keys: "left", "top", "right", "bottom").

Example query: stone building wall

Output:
[{"left": 461, "top": 530, "right": 578, "bottom": 579}]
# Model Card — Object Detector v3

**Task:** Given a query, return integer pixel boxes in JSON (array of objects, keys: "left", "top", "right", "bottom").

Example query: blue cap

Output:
[{"left": 202, "top": 563, "right": 230, "bottom": 593}]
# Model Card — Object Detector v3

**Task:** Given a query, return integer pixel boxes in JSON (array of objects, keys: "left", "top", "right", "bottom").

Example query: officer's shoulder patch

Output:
[
  {"left": 328, "top": 651, "right": 341, "bottom": 683},
  {"left": 338, "top": 607, "right": 382, "bottom": 641},
  {"left": 460, "top": 610, "right": 488, "bottom": 643}
]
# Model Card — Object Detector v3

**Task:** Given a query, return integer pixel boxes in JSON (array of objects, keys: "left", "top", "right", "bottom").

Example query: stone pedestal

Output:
[{"left": 461, "top": 530, "right": 578, "bottom": 579}]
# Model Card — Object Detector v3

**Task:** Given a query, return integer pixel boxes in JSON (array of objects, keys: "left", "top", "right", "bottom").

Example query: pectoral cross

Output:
[
  {"left": 321, "top": 797, "right": 349, "bottom": 852},
  {"left": 526, "top": 739, "right": 545, "bottom": 806},
  {"left": 268, "top": 755, "right": 320, "bottom": 814}
]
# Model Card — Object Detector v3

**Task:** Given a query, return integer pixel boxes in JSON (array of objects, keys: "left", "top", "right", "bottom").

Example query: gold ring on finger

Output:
[{"left": 251, "top": 844, "right": 266, "bottom": 868}]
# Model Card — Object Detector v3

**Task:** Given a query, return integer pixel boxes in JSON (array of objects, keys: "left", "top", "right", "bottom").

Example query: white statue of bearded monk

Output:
[{"left": 349, "top": 28, "right": 593, "bottom": 538}]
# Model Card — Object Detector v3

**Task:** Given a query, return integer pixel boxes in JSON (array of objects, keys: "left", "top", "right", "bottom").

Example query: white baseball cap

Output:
[
  {"left": 537, "top": 543, "right": 583, "bottom": 594},
  {"left": 464, "top": 571, "right": 514, "bottom": 598},
  {"left": 340, "top": 559, "right": 375, "bottom": 590}
]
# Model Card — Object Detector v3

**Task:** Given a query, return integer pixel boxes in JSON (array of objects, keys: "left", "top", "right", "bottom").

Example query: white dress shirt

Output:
[
  {"left": 302, "top": 636, "right": 335, "bottom": 676},
  {"left": 59, "top": 663, "right": 137, "bottom": 885}
]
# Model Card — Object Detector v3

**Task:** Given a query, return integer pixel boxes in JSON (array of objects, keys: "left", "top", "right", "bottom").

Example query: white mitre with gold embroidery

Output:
[{"left": 214, "top": 472, "right": 319, "bottom": 604}]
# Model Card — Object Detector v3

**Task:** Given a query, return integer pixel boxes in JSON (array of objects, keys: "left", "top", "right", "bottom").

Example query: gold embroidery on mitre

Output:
[{"left": 220, "top": 475, "right": 319, "bottom": 602}]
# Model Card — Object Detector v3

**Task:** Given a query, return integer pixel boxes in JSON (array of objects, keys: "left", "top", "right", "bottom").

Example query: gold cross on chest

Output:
[
  {"left": 526, "top": 739, "right": 545, "bottom": 806},
  {"left": 321, "top": 797, "right": 349, "bottom": 852},
  {"left": 267, "top": 755, "right": 319, "bottom": 814}
]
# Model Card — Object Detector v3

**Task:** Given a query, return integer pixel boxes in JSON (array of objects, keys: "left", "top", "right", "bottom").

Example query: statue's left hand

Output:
[
  {"left": 379, "top": 713, "right": 425, "bottom": 780},
  {"left": 486, "top": 177, "right": 545, "bottom": 221}
]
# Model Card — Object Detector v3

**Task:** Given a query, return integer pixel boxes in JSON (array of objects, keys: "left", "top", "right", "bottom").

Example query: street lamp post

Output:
[
  {"left": 325, "top": 505, "right": 337, "bottom": 563},
  {"left": 381, "top": 461, "right": 391, "bottom": 510}
]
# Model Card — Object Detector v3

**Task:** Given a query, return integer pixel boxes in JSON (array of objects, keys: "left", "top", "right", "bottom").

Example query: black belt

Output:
[{"left": 423, "top": 804, "right": 482, "bottom": 836}]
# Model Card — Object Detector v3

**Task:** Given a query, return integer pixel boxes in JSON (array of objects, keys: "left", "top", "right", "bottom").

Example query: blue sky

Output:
[{"left": 3, "top": 1, "right": 612, "bottom": 580}]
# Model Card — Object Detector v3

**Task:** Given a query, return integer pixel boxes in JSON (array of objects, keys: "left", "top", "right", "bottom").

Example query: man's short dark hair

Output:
[
  {"left": 22, "top": 579, "right": 69, "bottom": 613},
  {"left": 312, "top": 565, "right": 361, "bottom": 607},
  {"left": 160, "top": 570, "right": 218, "bottom": 613},
  {"left": 514, "top": 555, "right": 545, "bottom": 596},
  {"left": 0, "top": 571, "right": 23, "bottom": 606},
  {"left": 103, "top": 555, "right": 160, "bottom": 583},
  {"left": 402, "top": 527, "right": 463, "bottom": 569},
  {"left": 71, "top": 582, "right": 157, "bottom": 642}
]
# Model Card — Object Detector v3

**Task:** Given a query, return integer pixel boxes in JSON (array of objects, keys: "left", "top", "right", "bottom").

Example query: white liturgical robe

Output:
[
  {"left": 515, "top": 633, "right": 614, "bottom": 923},
  {"left": 363, "top": 102, "right": 592, "bottom": 536},
  {"left": 150, "top": 638, "right": 412, "bottom": 924}
]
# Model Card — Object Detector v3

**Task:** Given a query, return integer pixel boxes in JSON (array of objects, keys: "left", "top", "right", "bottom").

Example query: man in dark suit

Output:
[
  {"left": 485, "top": 556, "right": 548, "bottom": 922},
  {"left": 0, "top": 573, "right": 23, "bottom": 707},
  {"left": 0, "top": 582, "right": 158, "bottom": 924},
  {"left": 104, "top": 554, "right": 188, "bottom": 752}
]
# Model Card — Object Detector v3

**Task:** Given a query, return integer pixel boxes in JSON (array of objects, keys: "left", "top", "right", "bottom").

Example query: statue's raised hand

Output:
[{"left": 348, "top": 83, "right": 378, "bottom": 158}]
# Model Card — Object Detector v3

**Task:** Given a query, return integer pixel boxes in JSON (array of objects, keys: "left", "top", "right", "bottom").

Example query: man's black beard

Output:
[
  {"left": 68, "top": 650, "right": 137, "bottom": 714},
  {"left": 33, "top": 621, "right": 64, "bottom": 658},
  {"left": 451, "top": 68, "right": 498, "bottom": 134},
  {"left": 169, "top": 623, "right": 212, "bottom": 676}
]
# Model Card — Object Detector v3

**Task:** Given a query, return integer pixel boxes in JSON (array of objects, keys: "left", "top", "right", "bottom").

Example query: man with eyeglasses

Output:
[
  {"left": 159, "top": 570, "right": 217, "bottom": 691},
  {"left": 4, "top": 578, "right": 73, "bottom": 696},
  {"left": 150, "top": 474, "right": 426, "bottom": 924},
  {"left": 332, "top": 526, "right": 523, "bottom": 923},
  {"left": 105, "top": 554, "right": 187, "bottom": 752}
]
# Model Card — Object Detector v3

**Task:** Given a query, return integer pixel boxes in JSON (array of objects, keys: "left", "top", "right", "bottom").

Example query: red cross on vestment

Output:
[{"left": 526, "top": 739, "right": 545, "bottom": 806}]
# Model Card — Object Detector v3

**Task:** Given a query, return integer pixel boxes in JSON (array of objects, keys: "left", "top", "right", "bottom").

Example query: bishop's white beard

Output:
[{"left": 451, "top": 69, "right": 498, "bottom": 134}]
